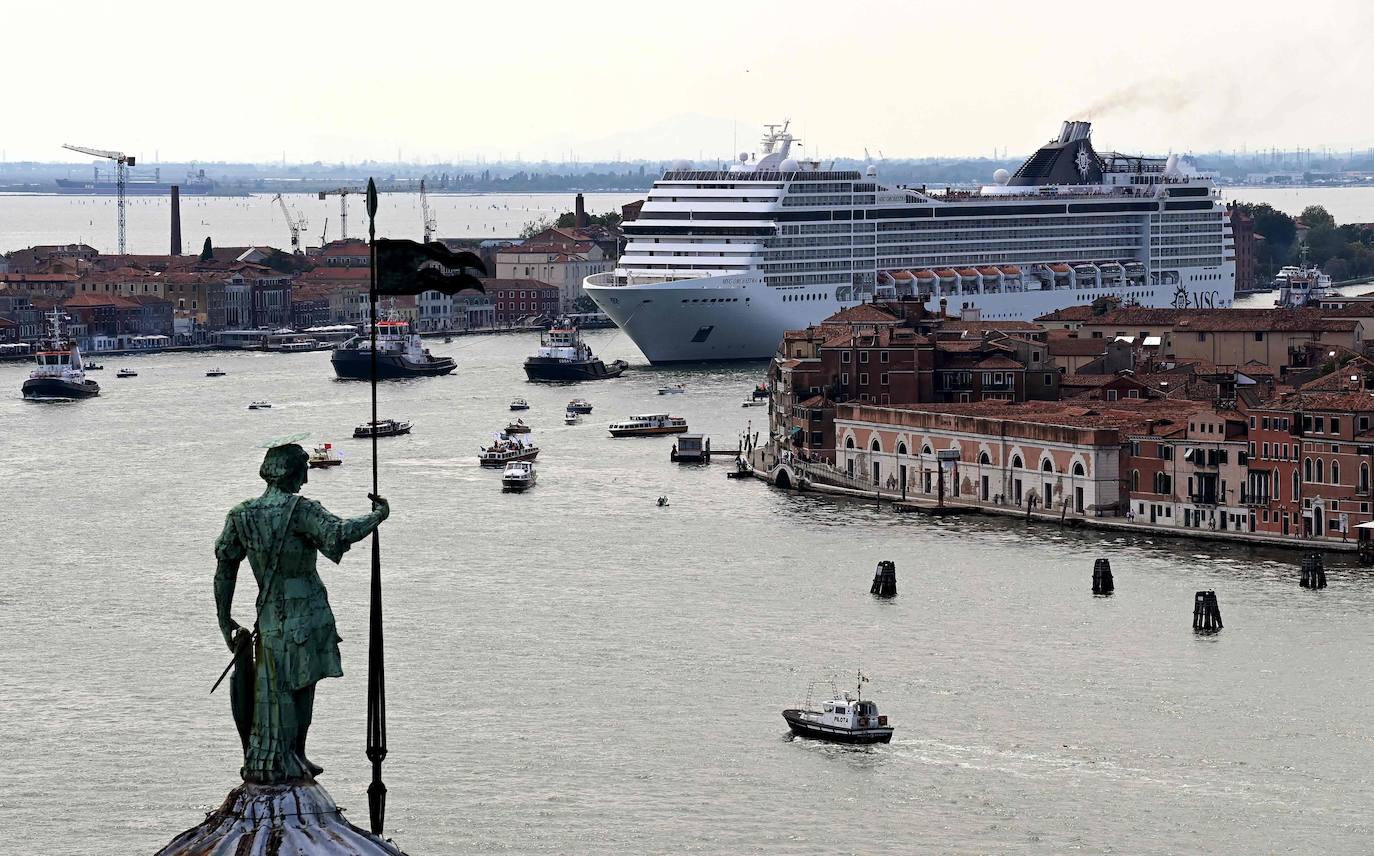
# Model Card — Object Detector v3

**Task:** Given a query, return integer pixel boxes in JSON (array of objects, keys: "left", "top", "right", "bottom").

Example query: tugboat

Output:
[
  {"left": 21, "top": 310, "right": 101, "bottom": 401},
  {"left": 354, "top": 418, "right": 413, "bottom": 438},
  {"left": 523, "top": 322, "right": 628, "bottom": 382},
  {"left": 116, "top": 368, "right": 138, "bottom": 378},
  {"left": 1274, "top": 246, "right": 1334, "bottom": 309},
  {"left": 478, "top": 435, "right": 539, "bottom": 467},
  {"left": 567, "top": 398, "right": 593, "bottom": 414},
  {"left": 510, "top": 397, "right": 530, "bottom": 411},
  {"left": 501, "top": 460, "right": 537, "bottom": 491},
  {"left": 504, "top": 418, "right": 532, "bottom": 434},
  {"left": 331, "top": 312, "right": 456, "bottom": 380},
  {"left": 308, "top": 443, "right": 343, "bottom": 468},
  {"left": 783, "top": 672, "right": 893, "bottom": 745},
  {"left": 608, "top": 413, "right": 688, "bottom": 437}
]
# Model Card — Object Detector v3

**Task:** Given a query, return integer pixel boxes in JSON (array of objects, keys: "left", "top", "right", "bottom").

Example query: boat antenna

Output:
[{"left": 856, "top": 668, "right": 869, "bottom": 704}]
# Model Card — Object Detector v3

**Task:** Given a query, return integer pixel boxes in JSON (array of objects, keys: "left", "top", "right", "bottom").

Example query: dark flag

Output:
[{"left": 374, "top": 238, "right": 488, "bottom": 295}]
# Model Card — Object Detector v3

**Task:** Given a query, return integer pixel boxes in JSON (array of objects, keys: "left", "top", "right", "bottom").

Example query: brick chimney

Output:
[
  {"left": 574, "top": 192, "right": 588, "bottom": 228},
  {"left": 170, "top": 185, "right": 182, "bottom": 255}
]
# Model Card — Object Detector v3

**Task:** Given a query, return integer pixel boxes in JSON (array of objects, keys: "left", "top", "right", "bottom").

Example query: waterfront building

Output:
[
  {"left": 1229, "top": 204, "right": 1258, "bottom": 293},
  {"left": 486, "top": 279, "right": 560, "bottom": 325},
  {"left": 4, "top": 243, "right": 98, "bottom": 274},
  {"left": 290, "top": 286, "right": 332, "bottom": 329},
  {"left": 316, "top": 239, "right": 370, "bottom": 268},
  {"left": 495, "top": 240, "right": 609, "bottom": 311},
  {"left": 1122, "top": 408, "right": 1250, "bottom": 532}
]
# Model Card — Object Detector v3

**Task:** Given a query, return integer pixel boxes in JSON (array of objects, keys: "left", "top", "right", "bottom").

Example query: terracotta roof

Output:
[
  {"left": 797, "top": 395, "right": 834, "bottom": 408},
  {"left": 1035, "top": 304, "right": 1098, "bottom": 322},
  {"left": 822, "top": 303, "right": 901, "bottom": 325},
  {"left": 840, "top": 398, "right": 1206, "bottom": 435},
  {"left": 939, "top": 319, "right": 1044, "bottom": 333},
  {"left": 298, "top": 267, "right": 371, "bottom": 283},
  {"left": 973, "top": 355, "right": 1023, "bottom": 369},
  {"left": 1078, "top": 307, "right": 1362, "bottom": 333},
  {"left": 0, "top": 273, "right": 77, "bottom": 283},
  {"left": 1046, "top": 336, "right": 1107, "bottom": 356},
  {"left": 64, "top": 292, "right": 138, "bottom": 309},
  {"left": 487, "top": 278, "right": 559, "bottom": 291}
]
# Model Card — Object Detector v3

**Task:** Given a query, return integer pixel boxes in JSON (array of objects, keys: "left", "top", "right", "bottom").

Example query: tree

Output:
[
  {"left": 200, "top": 237, "right": 214, "bottom": 261},
  {"left": 572, "top": 295, "right": 599, "bottom": 313},
  {"left": 1301, "top": 205, "right": 1336, "bottom": 230},
  {"left": 518, "top": 217, "right": 553, "bottom": 239}
]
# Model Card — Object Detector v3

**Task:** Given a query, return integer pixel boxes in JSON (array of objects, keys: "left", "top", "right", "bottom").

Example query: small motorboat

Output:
[
  {"left": 505, "top": 419, "right": 532, "bottom": 434},
  {"left": 510, "top": 397, "right": 530, "bottom": 411},
  {"left": 248, "top": 400, "right": 272, "bottom": 410},
  {"left": 501, "top": 460, "right": 537, "bottom": 491},
  {"left": 657, "top": 383, "right": 687, "bottom": 395},
  {"left": 741, "top": 398, "right": 767, "bottom": 408},
  {"left": 354, "top": 418, "right": 413, "bottom": 438},
  {"left": 116, "top": 368, "right": 138, "bottom": 378},
  {"left": 444, "top": 336, "right": 453, "bottom": 343},
  {"left": 85, "top": 363, "right": 104, "bottom": 371},
  {"left": 567, "top": 398, "right": 593, "bottom": 414},
  {"left": 783, "top": 672, "right": 893, "bottom": 745},
  {"left": 564, "top": 409, "right": 581, "bottom": 425},
  {"left": 308, "top": 443, "right": 343, "bottom": 468},
  {"left": 206, "top": 367, "right": 227, "bottom": 377}
]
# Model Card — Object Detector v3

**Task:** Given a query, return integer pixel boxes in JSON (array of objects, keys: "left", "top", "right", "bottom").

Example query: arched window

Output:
[
  {"left": 870, "top": 438, "right": 881, "bottom": 453},
  {"left": 1316, "top": 459, "right": 1324, "bottom": 483},
  {"left": 845, "top": 436, "right": 855, "bottom": 449},
  {"left": 1012, "top": 455, "right": 1023, "bottom": 469},
  {"left": 1273, "top": 468, "right": 1281, "bottom": 501},
  {"left": 1362, "top": 463, "right": 1369, "bottom": 493},
  {"left": 1332, "top": 460, "right": 1340, "bottom": 485},
  {"left": 897, "top": 442, "right": 907, "bottom": 456},
  {"left": 1293, "top": 469, "right": 1299, "bottom": 499},
  {"left": 1072, "top": 462, "right": 1085, "bottom": 477},
  {"left": 1130, "top": 469, "right": 1139, "bottom": 491},
  {"left": 1041, "top": 458, "right": 1054, "bottom": 473},
  {"left": 979, "top": 452, "right": 991, "bottom": 465},
  {"left": 1304, "top": 457, "right": 1313, "bottom": 482},
  {"left": 922, "top": 444, "right": 933, "bottom": 455}
]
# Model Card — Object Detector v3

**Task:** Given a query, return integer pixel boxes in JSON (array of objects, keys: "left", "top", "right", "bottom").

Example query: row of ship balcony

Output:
[{"left": 875, "top": 261, "right": 1159, "bottom": 295}]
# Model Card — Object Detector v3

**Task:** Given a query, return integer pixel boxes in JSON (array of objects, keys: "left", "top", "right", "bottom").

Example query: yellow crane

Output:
[
  {"left": 62, "top": 143, "right": 135, "bottom": 253},
  {"left": 317, "top": 188, "right": 362, "bottom": 240}
]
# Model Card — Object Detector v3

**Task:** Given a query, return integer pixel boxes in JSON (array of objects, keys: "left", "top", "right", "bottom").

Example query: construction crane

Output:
[
  {"left": 272, "top": 193, "right": 309, "bottom": 255},
  {"left": 63, "top": 143, "right": 135, "bottom": 253},
  {"left": 320, "top": 217, "right": 329, "bottom": 247},
  {"left": 420, "top": 179, "right": 437, "bottom": 243},
  {"left": 317, "top": 188, "right": 361, "bottom": 240}
]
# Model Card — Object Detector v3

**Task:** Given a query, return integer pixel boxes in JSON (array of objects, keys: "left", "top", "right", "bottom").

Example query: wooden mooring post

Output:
[
  {"left": 1300, "top": 553, "right": 1327, "bottom": 589},
  {"left": 870, "top": 560, "right": 897, "bottom": 597},
  {"left": 1193, "top": 590, "right": 1223, "bottom": 633},
  {"left": 1092, "top": 558, "right": 1114, "bottom": 596}
]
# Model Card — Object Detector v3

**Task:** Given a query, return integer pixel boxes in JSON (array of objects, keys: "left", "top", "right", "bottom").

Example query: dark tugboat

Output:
[
  {"left": 331, "top": 313, "right": 456, "bottom": 380},
  {"left": 22, "top": 310, "right": 100, "bottom": 401},
  {"left": 783, "top": 671, "right": 893, "bottom": 745},
  {"left": 523, "top": 322, "right": 627, "bottom": 382}
]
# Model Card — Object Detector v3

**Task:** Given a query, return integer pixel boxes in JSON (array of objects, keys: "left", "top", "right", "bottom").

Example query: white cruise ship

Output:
[{"left": 585, "top": 120, "right": 1235, "bottom": 362}]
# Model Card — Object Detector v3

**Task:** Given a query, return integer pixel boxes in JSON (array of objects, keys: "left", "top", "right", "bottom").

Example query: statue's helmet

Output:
[{"left": 260, "top": 443, "right": 309, "bottom": 487}]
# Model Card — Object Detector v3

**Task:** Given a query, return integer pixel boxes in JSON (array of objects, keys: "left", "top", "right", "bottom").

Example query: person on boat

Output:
[{"left": 213, "top": 442, "right": 389, "bottom": 783}]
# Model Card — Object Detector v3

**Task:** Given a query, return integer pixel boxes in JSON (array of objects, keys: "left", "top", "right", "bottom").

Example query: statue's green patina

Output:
[{"left": 214, "top": 443, "right": 388, "bottom": 783}]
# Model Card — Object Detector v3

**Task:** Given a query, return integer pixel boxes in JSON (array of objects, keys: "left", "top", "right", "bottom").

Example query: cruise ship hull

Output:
[{"left": 587, "top": 273, "right": 1232, "bottom": 363}]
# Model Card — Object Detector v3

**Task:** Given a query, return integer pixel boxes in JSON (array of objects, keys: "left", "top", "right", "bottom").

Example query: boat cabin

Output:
[
  {"left": 671, "top": 434, "right": 711, "bottom": 462},
  {"left": 818, "top": 695, "right": 884, "bottom": 728}
]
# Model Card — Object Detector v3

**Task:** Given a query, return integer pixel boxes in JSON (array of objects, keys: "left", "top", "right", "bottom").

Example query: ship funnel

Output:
[
  {"left": 1058, "top": 121, "right": 1073, "bottom": 144},
  {"left": 1070, "top": 121, "right": 1092, "bottom": 141}
]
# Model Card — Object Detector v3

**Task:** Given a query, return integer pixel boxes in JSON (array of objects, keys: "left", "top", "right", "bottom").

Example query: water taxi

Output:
[
  {"left": 564, "top": 409, "right": 581, "bottom": 425},
  {"left": 567, "top": 398, "right": 593, "bottom": 414},
  {"left": 501, "top": 461, "right": 537, "bottom": 491},
  {"left": 354, "top": 418, "right": 413, "bottom": 438},
  {"left": 510, "top": 398, "right": 530, "bottom": 411},
  {"left": 657, "top": 383, "right": 687, "bottom": 395},
  {"left": 117, "top": 368, "right": 138, "bottom": 378}
]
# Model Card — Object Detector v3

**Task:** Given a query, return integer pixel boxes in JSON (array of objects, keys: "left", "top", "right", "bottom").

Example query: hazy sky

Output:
[{"left": 12, "top": 0, "right": 1372, "bottom": 164}]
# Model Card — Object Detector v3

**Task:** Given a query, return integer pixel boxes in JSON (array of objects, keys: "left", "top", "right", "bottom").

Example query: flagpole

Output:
[{"left": 364, "top": 178, "right": 388, "bottom": 836}]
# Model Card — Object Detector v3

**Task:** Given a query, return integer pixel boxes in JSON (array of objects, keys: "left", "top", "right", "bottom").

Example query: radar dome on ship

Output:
[
  {"left": 779, "top": 158, "right": 799, "bottom": 172},
  {"left": 993, "top": 168, "right": 1010, "bottom": 185},
  {"left": 739, "top": 152, "right": 749, "bottom": 163},
  {"left": 866, "top": 164, "right": 878, "bottom": 176}
]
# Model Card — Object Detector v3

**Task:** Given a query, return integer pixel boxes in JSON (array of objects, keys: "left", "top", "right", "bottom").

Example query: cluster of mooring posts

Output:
[
  {"left": 870, "top": 560, "right": 897, "bottom": 597},
  {"left": 1301, "top": 553, "right": 1328, "bottom": 589},
  {"left": 1192, "top": 591, "right": 1224, "bottom": 633},
  {"left": 1092, "top": 558, "right": 1114, "bottom": 596}
]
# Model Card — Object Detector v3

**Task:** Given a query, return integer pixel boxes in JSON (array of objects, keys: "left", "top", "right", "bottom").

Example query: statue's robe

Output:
[{"left": 215, "top": 489, "right": 373, "bottom": 782}]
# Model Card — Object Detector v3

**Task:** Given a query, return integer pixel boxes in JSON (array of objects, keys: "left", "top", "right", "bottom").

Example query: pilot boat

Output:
[
  {"left": 354, "top": 418, "right": 413, "bottom": 438},
  {"left": 501, "top": 460, "right": 537, "bottom": 491},
  {"left": 308, "top": 443, "right": 343, "bottom": 468},
  {"left": 608, "top": 413, "right": 688, "bottom": 437},
  {"left": 21, "top": 309, "right": 101, "bottom": 401},
  {"left": 479, "top": 435, "right": 539, "bottom": 467},
  {"left": 782, "top": 672, "right": 893, "bottom": 745}
]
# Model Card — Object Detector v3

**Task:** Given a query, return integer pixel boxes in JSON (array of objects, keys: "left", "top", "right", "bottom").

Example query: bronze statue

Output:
[{"left": 214, "top": 442, "right": 389, "bottom": 783}]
